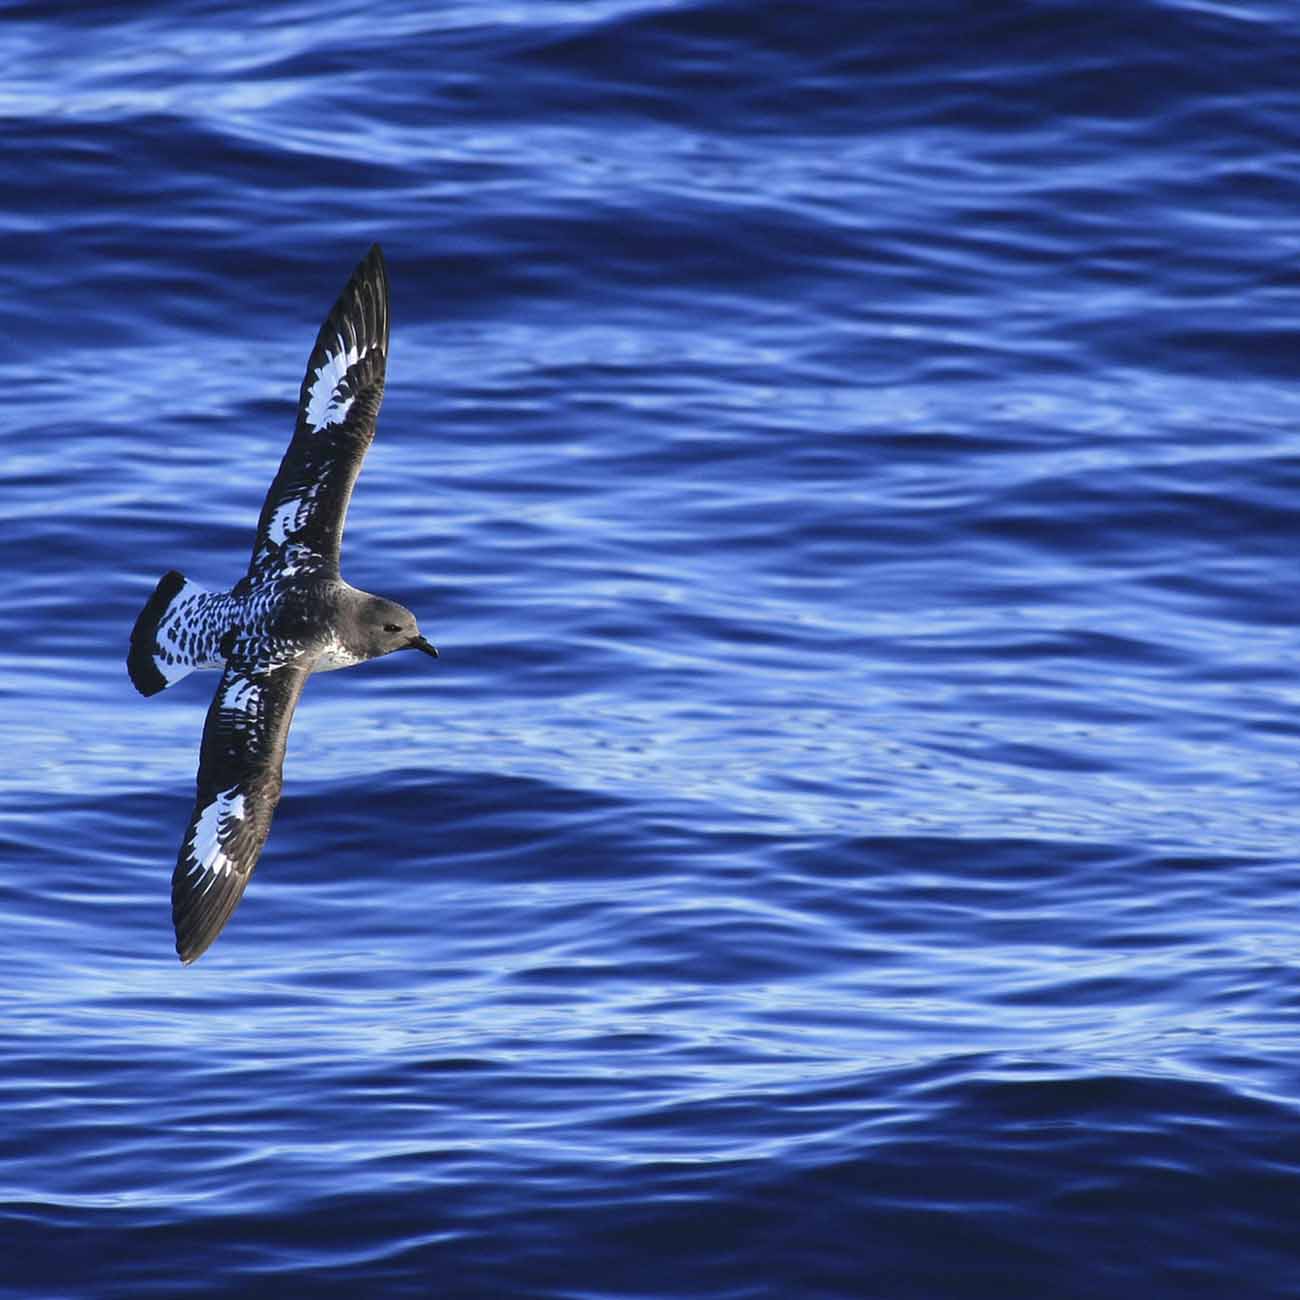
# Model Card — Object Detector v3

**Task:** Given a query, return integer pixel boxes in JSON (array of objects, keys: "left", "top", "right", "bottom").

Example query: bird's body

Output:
[
  {"left": 145, "top": 574, "right": 407, "bottom": 680},
  {"left": 128, "top": 245, "right": 437, "bottom": 964}
]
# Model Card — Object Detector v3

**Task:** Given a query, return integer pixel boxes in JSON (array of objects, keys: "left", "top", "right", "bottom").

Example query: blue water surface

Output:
[{"left": 5, "top": 2, "right": 1300, "bottom": 1296}]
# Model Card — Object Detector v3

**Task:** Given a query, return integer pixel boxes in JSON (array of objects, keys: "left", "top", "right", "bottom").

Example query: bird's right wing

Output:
[
  {"left": 246, "top": 244, "right": 390, "bottom": 584},
  {"left": 172, "top": 659, "right": 310, "bottom": 964}
]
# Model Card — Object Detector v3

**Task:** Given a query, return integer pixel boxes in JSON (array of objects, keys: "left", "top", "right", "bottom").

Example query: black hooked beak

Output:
[{"left": 408, "top": 635, "right": 439, "bottom": 659}]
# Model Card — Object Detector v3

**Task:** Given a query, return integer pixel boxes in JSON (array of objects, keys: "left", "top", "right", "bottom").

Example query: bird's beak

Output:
[{"left": 408, "top": 635, "right": 439, "bottom": 659}]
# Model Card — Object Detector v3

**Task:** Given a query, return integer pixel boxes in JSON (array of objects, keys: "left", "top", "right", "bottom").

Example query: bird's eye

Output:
[{"left": 383, "top": 623, "right": 401, "bottom": 633}]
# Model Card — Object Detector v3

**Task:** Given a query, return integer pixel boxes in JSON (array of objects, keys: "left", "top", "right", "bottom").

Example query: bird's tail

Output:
[{"left": 127, "top": 570, "right": 209, "bottom": 697}]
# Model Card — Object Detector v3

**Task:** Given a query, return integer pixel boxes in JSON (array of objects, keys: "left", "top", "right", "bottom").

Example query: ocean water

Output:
[{"left": 5, "top": 1, "right": 1300, "bottom": 1295}]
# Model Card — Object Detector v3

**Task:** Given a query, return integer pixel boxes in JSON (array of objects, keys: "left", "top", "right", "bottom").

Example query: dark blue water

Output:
[{"left": 5, "top": 1, "right": 1300, "bottom": 1294}]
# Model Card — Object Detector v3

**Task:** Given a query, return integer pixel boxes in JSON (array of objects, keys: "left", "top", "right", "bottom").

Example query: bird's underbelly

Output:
[{"left": 313, "top": 640, "right": 363, "bottom": 672}]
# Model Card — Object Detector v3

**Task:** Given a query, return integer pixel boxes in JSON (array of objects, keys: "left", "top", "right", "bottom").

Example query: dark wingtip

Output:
[
  {"left": 322, "top": 242, "right": 388, "bottom": 358},
  {"left": 354, "top": 242, "right": 387, "bottom": 298},
  {"left": 359, "top": 243, "right": 389, "bottom": 353},
  {"left": 289, "top": 242, "right": 391, "bottom": 445},
  {"left": 173, "top": 865, "right": 248, "bottom": 965}
]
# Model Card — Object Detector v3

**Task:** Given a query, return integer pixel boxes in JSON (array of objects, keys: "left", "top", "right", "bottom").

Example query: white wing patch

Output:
[
  {"left": 220, "top": 675, "right": 260, "bottom": 716},
  {"left": 185, "top": 785, "right": 247, "bottom": 887},
  {"left": 305, "top": 332, "right": 368, "bottom": 432},
  {"left": 265, "top": 482, "right": 323, "bottom": 548},
  {"left": 266, "top": 498, "right": 301, "bottom": 546}
]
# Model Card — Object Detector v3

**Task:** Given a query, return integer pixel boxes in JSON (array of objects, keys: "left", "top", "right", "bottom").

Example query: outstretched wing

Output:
[
  {"left": 172, "top": 660, "right": 310, "bottom": 963},
  {"left": 247, "top": 244, "right": 390, "bottom": 583}
]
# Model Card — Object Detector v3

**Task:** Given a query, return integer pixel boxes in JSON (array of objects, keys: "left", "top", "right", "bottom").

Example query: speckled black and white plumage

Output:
[{"left": 128, "top": 245, "right": 439, "bottom": 965}]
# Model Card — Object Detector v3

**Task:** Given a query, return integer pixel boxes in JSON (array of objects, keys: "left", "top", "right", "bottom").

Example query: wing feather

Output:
[
  {"left": 171, "top": 661, "right": 310, "bottom": 963},
  {"left": 246, "top": 245, "right": 390, "bottom": 582}
]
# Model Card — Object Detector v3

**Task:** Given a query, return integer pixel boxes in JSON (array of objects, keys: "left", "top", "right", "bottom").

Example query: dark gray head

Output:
[{"left": 354, "top": 595, "right": 439, "bottom": 663}]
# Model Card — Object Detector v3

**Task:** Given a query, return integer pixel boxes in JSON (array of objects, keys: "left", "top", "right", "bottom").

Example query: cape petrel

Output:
[{"left": 128, "top": 244, "right": 438, "bottom": 964}]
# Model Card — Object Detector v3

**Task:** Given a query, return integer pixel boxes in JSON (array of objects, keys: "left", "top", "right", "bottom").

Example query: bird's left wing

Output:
[
  {"left": 172, "top": 659, "right": 310, "bottom": 964},
  {"left": 246, "top": 244, "right": 390, "bottom": 583}
]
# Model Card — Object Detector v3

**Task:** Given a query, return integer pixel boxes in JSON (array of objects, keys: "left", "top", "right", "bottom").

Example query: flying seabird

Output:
[{"left": 128, "top": 244, "right": 438, "bottom": 964}]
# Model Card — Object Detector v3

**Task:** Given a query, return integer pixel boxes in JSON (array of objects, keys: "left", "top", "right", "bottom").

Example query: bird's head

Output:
[{"left": 359, "top": 596, "right": 439, "bottom": 662}]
